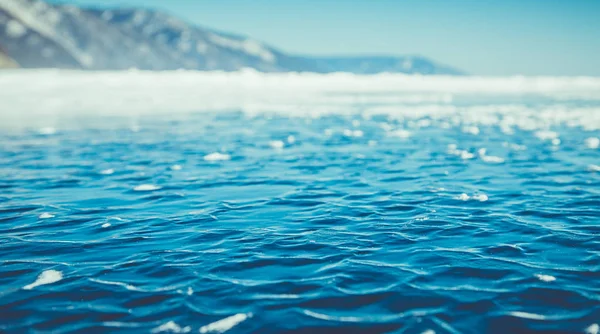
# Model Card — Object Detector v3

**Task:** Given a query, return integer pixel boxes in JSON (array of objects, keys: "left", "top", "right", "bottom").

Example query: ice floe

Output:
[{"left": 23, "top": 270, "right": 63, "bottom": 290}]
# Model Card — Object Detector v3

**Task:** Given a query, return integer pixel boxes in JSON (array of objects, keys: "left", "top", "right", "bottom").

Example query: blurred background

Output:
[{"left": 1, "top": 0, "right": 600, "bottom": 76}]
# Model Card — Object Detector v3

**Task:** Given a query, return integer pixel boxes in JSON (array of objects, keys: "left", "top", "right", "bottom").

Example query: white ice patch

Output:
[
  {"left": 588, "top": 165, "right": 600, "bottom": 172},
  {"left": 585, "top": 137, "right": 600, "bottom": 149},
  {"left": 457, "top": 193, "right": 470, "bottom": 201},
  {"left": 343, "top": 129, "right": 363, "bottom": 138},
  {"left": 199, "top": 313, "right": 252, "bottom": 333},
  {"left": 460, "top": 151, "right": 474, "bottom": 160},
  {"left": 586, "top": 324, "right": 599, "bottom": 334},
  {"left": 535, "top": 274, "right": 556, "bottom": 282},
  {"left": 448, "top": 144, "right": 474, "bottom": 160},
  {"left": 39, "top": 212, "right": 55, "bottom": 219},
  {"left": 204, "top": 152, "right": 231, "bottom": 161},
  {"left": 5, "top": 19, "right": 27, "bottom": 38},
  {"left": 151, "top": 321, "right": 191, "bottom": 333},
  {"left": 481, "top": 155, "right": 505, "bottom": 163},
  {"left": 535, "top": 130, "right": 559, "bottom": 141},
  {"left": 462, "top": 125, "right": 480, "bottom": 135},
  {"left": 352, "top": 130, "right": 364, "bottom": 137},
  {"left": 133, "top": 184, "right": 161, "bottom": 191},
  {"left": 23, "top": 270, "right": 63, "bottom": 290},
  {"left": 457, "top": 193, "right": 487, "bottom": 202},
  {"left": 478, "top": 148, "right": 505, "bottom": 163},
  {"left": 472, "top": 194, "right": 488, "bottom": 202},
  {"left": 38, "top": 127, "right": 57, "bottom": 135},
  {"left": 269, "top": 140, "right": 285, "bottom": 149},
  {"left": 388, "top": 129, "right": 411, "bottom": 138}
]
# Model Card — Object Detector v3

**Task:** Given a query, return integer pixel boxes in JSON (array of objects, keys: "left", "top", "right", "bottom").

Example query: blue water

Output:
[{"left": 1, "top": 99, "right": 599, "bottom": 333}]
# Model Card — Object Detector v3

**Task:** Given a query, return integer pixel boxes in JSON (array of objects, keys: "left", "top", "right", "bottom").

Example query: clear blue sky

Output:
[{"left": 48, "top": 0, "right": 600, "bottom": 76}]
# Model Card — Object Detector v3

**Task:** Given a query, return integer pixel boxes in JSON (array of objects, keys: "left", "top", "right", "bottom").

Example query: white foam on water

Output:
[
  {"left": 551, "top": 138, "right": 561, "bottom": 146},
  {"left": 269, "top": 140, "right": 285, "bottom": 149},
  {"left": 422, "top": 330, "right": 436, "bottom": 334},
  {"left": 204, "top": 152, "right": 231, "bottom": 161},
  {"left": 23, "top": 269, "right": 63, "bottom": 290},
  {"left": 287, "top": 135, "right": 296, "bottom": 144},
  {"left": 535, "top": 274, "right": 556, "bottom": 282},
  {"left": 199, "top": 313, "right": 252, "bottom": 333},
  {"left": 368, "top": 140, "right": 377, "bottom": 146},
  {"left": 187, "top": 287, "right": 193, "bottom": 296},
  {"left": 171, "top": 164, "right": 183, "bottom": 171},
  {"left": 586, "top": 323, "right": 599, "bottom": 334},
  {"left": 509, "top": 311, "right": 546, "bottom": 320},
  {"left": 39, "top": 212, "right": 55, "bottom": 219},
  {"left": 102, "top": 223, "right": 111, "bottom": 228},
  {"left": 585, "top": 137, "right": 600, "bottom": 149},
  {"left": 151, "top": 321, "right": 191, "bottom": 333},
  {"left": 133, "top": 184, "right": 161, "bottom": 191},
  {"left": 99, "top": 168, "right": 114, "bottom": 175}
]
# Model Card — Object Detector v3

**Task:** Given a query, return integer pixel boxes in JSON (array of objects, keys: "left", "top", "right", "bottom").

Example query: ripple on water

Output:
[{"left": 0, "top": 94, "right": 599, "bottom": 333}]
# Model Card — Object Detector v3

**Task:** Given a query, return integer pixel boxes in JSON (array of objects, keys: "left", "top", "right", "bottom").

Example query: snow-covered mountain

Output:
[{"left": 0, "top": 0, "right": 464, "bottom": 74}]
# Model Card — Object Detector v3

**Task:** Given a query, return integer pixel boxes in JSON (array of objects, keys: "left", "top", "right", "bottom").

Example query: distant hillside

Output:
[
  {"left": 0, "top": 47, "right": 17, "bottom": 68},
  {"left": 0, "top": 0, "right": 464, "bottom": 74}
]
